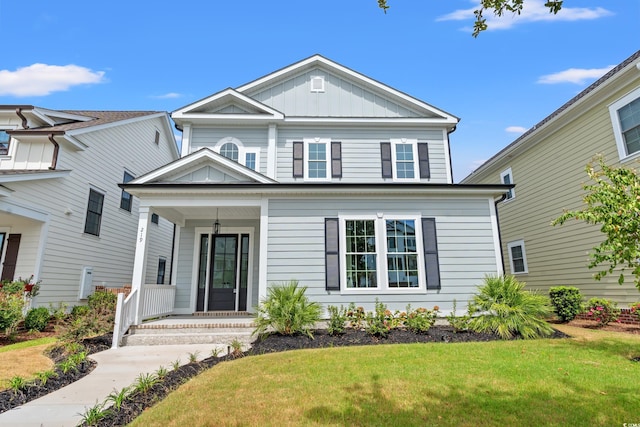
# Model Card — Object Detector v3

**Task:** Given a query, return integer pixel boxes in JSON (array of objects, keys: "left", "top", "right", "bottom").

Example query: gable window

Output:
[
  {"left": 220, "top": 142, "right": 239, "bottom": 162},
  {"left": 382, "top": 140, "right": 431, "bottom": 180},
  {"left": 84, "top": 189, "right": 105, "bottom": 236},
  {"left": 0, "top": 130, "right": 10, "bottom": 155},
  {"left": 331, "top": 214, "right": 440, "bottom": 293},
  {"left": 500, "top": 168, "right": 515, "bottom": 200},
  {"left": 120, "top": 172, "right": 135, "bottom": 212},
  {"left": 310, "top": 76, "right": 325, "bottom": 93},
  {"left": 507, "top": 240, "right": 528, "bottom": 274},
  {"left": 157, "top": 257, "right": 166, "bottom": 284},
  {"left": 610, "top": 87, "right": 640, "bottom": 160}
]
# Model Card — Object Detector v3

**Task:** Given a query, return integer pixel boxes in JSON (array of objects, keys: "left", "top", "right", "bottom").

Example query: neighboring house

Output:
[
  {"left": 122, "top": 54, "right": 510, "bottom": 321},
  {"left": 0, "top": 106, "right": 179, "bottom": 307},
  {"left": 462, "top": 50, "right": 640, "bottom": 307}
]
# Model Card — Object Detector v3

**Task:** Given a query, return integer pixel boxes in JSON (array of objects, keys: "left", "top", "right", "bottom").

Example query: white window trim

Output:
[
  {"left": 507, "top": 239, "right": 528, "bottom": 274},
  {"left": 500, "top": 167, "right": 515, "bottom": 200},
  {"left": 304, "top": 138, "right": 331, "bottom": 181},
  {"left": 609, "top": 86, "right": 640, "bottom": 162},
  {"left": 310, "top": 76, "right": 325, "bottom": 93},
  {"left": 214, "top": 137, "right": 261, "bottom": 171},
  {"left": 339, "top": 213, "right": 425, "bottom": 294},
  {"left": 390, "top": 139, "right": 419, "bottom": 182}
]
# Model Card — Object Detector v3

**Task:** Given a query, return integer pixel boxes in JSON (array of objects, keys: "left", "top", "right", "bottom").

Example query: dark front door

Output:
[
  {"left": 1, "top": 234, "right": 21, "bottom": 282},
  {"left": 208, "top": 235, "right": 238, "bottom": 311}
]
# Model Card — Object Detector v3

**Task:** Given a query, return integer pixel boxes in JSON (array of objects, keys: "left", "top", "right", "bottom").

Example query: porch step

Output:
[{"left": 121, "top": 316, "right": 257, "bottom": 347}]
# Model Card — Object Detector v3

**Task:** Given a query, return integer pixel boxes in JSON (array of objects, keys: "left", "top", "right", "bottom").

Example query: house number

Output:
[{"left": 139, "top": 227, "right": 145, "bottom": 242}]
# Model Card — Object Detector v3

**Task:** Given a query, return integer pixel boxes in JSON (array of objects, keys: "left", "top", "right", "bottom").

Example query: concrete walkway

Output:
[{"left": 0, "top": 343, "right": 226, "bottom": 427}]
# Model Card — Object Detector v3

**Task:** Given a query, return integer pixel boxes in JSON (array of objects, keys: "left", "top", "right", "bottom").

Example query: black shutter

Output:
[
  {"left": 325, "top": 218, "right": 340, "bottom": 290},
  {"left": 421, "top": 218, "right": 441, "bottom": 290},
  {"left": 293, "top": 141, "right": 303, "bottom": 178},
  {"left": 380, "top": 142, "right": 392, "bottom": 178},
  {"left": 331, "top": 141, "right": 342, "bottom": 178},
  {"left": 418, "top": 143, "right": 430, "bottom": 179}
]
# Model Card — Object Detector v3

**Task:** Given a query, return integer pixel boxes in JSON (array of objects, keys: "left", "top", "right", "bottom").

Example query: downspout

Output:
[
  {"left": 15, "top": 108, "right": 29, "bottom": 129},
  {"left": 494, "top": 192, "right": 508, "bottom": 274},
  {"left": 447, "top": 126, "right": 456, "bottom": 182},
  {"left": 48, "top": 134, "right": 59, "bottom": 170}
]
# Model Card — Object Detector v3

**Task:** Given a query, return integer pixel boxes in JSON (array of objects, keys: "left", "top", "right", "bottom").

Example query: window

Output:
[
  {"left": 0, "top": 130, "right": 10, "bottom": 155},
  {"left": 220, "top": 142, "right": 239, "bottom": 162},
  {"left": 293, "top": 139, "right": 340, "bottom": 180},
  {"left": 307, "top": 142, "right": 327, "bottom": 179},
  {"left": 157, "top": 257, "right": 166, "bottom": 284},
  {"left": 120, "top": 172, "right": 135, "bottom": 211},
  {"left": 151, "top": 213, "right": 159, "bottom": 224},
  {"left": 500, "top": 168, "right": 515, "bottom": 200},
  {"left": 154, "top": 130, "right": 160, "bottom": 145},
  {"left": 610, "top": 87, "right": 640, "bottom": 159},
  {"left": 382, "top": 140, "right": 430, "bottom": 180},
  {"left": 507, "top": 240, "right": 528, "bottom": 274},
  {"left": 244, "top": 148, "right": 260, "bottom": 171},
  {"left": 84, "top": 189, "right": 104, "bottom": 236},
  {"left": 332, "top": 215, "right": 440, "bottom": 292}
]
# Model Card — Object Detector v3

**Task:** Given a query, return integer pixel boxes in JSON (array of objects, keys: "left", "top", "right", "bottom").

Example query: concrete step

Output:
[{"left": 122, "top": 331, "right": 255, "bottom": 346}]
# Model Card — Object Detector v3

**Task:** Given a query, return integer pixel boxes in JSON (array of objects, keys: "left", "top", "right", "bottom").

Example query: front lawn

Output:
[
  {"left": 0, "top": 337, "right": 57, "bottom": 389},
  {"left": 130, "top": 325, "right": 640, "bottom": 427}
]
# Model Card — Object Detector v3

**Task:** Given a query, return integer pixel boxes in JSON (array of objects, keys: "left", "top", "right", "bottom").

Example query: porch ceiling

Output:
[{"left": 152, "top": 206, "right": 260, "bottom": 224}]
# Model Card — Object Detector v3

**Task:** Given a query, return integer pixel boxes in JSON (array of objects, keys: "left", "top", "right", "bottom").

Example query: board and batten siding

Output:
[
  {"left": 4, "top": 116, "right": 178, "bottom": 307},
  {"left": 464, "top": 79, "right": 640, "bottom": 306},
  {"left": 266, "top": 197, "right": 499, "bottom": 313},
  {"left": 276, "top": 127, "right": 449, "bottom": 183},
  {"left": 246, "top": 68, "right": 426, "bottom": 118}
]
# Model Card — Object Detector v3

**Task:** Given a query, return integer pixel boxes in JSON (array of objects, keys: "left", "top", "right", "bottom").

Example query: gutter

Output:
[
  {"left": 48, "top": 134, "right": 59, "bottom": 170},
  {"left": 15, "top": 108, "right": 29, "bottom": 129}
]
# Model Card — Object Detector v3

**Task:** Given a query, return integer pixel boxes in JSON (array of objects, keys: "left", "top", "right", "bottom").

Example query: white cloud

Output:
[
  {"left": 506, "top": 126, "right": 527, "bottom": 134},
  {"left": 0, "top": 64, "right": 105, "bottom": 97},
  {"left": 537, "top": 66, "right": 614, "bottom": 85},
  {"left": 151, "top": 92, "right": 182, "bottom": 99},
  {"left": 437, "top": 0, "right": 613, "bottom": 31}
]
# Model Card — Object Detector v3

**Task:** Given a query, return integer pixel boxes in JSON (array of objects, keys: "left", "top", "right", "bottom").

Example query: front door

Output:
[{"left": 196, "top": 232, "right": 251, "bottom": 312}]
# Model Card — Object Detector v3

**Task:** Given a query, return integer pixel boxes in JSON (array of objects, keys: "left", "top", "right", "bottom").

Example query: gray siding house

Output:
[
  {"left": 0, "top": 106, "right": 179, "bottom": 307},
  {"left": 123, "top": 55, "right": 510, "bottom": 320}
]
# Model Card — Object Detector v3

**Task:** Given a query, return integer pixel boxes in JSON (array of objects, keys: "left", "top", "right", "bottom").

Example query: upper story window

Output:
[
  {"left": 84, "top": 188, "right": 105, "bottom": 236},
  {"left": 154, "top": 129, "right": 160, "bottom": 145},
  {"left": 507, "top": 239, "right": 528, "bottom": 274},
  {"left": 307, "top": 141, "right": 328, "bottom": 179},
  {"left": 500, "top": 168, "right": 515, "bottom": 200},
  {"left": 293, "top": 139, "right": 341, "bottom": 180},
  {"left": 120, "top": 172, "right": 135, "bottom": 212},
  {"left": 214, "top": 137, "right": 259, "bottom": 171},
  {"left": 151, "top": 213, "right": 159, "bottom": 224},
  {"left": 610, "top": 87, "right": 640, "bottom": 160},
  {"left": 381, "top": 140, "right": 430, "bottom": 181},
  {"left": 0, "top": 130, "right": 11, "bottom": 156}
]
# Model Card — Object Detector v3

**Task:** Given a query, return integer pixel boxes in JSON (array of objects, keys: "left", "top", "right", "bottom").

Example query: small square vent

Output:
[{"left": 311, "top": 76, "right": 325, "bottom": 92}]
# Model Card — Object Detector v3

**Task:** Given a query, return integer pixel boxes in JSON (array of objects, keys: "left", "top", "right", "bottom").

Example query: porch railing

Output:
[
  {"left": 112, "top": 288, "right": 138, "bottom": 349},
  {"left": 140, "top": 284, "right": 176, "bottom": 321}
]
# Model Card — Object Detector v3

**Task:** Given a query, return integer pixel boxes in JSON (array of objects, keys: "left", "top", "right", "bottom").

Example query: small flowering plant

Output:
[
  {"left": 630, "top": 302, "right": 640, "bottom": 321},
  {"left": 584, "top": 297, "right": 620, "bottom": 327},
  {"left": 404, "top": 304, "right": 440, "bottom": 333}
]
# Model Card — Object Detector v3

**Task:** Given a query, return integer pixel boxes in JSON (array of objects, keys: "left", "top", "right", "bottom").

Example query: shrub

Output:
[
  {"left": 404, "top": 304, "right": 439, "bottom": 333},
  {"left": 327, "top": 305, "right": 348, "bottom": 335},
  {"left": 0, "top": 288, "right": 26, "bottom": 336},
  {"left": 70, "top": 305, "right": 90, "bottom": 318},
  {"left": 446, "top": 299, "right": 474, "bottom": 332},
  {"left": 365, "top": 300, "right": 397, "bottom": 337},
  {"left": 56, "top": 290, "right": 117, "bottom": 343},
  {"left": 549, "top": 286, "right": 583, "bottom": 322},
  {"left": 584, "top": 297, "right": 620, "bottom": 327},
  {"left": 631, "top": 302, "right": 640, "bottom": 321},
  {"left": 468, "top": 275, "right": 554, "bottom": 339},
  {"left": 346, "top": 303, "right": 366, "bottom": 329},
  {"left": 88, "top": 290, "right": 117, "bottom": 317},
  {"left": 253, "top": 280, "right": 322, "bottom": 338},
  {"left": 24, "top": 307, "right": 51, "bottom": 332}
]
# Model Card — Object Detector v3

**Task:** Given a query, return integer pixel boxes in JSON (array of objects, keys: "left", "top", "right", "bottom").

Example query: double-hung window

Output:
[
  {"left": 610, "top": 87, "right": 640, "bottom": 160},
  {"left": 500, "top": 168, "right": 515, "bottom": 200},
  {"left": 120, "top": 172, "right": 135, "bottom": 211},
  {"left": 507, "top": 240, "right": 528, "bottom": 274},
  {"left": 84, "top": 189, "right": 105, "bottom": 236},
  {"left": 381, "top": 140, "right": 430, "bottom": 180},
  {"left": 305, "top": 139, "right": 330, "bottom": 180},
  {"left": 332, "top": 214, "right": 440, "bottom": 293}
]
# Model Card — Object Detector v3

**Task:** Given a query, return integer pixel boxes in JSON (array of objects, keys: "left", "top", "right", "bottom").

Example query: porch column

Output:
[
  {"left": 132, "top": 207, "right": 151, "bottom": 325},
  {"left": 170, "top": 224, "right": 181, "bottom": 285}
]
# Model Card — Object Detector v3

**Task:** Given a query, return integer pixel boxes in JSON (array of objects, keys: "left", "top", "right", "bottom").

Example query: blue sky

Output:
[{"left": 0, "top": 0, "right": 637, "bottom": 181}]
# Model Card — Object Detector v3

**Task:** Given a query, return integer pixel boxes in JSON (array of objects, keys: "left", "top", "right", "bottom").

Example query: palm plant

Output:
[
  {"left": 253, "top": 280, "right": 321, "bottom": 338},
  {"left": 469, "top": 275, "right": 554, "bottom": 339}
]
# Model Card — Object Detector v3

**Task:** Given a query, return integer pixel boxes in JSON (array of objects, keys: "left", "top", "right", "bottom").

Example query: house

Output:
[
  {"left": 0, "top": 106, "right": 179, "bottom": 308},
  {"left": 462, "top": 50, "right": 640, "bottom": 307},
  {"left": 121, "top": 54, "right": 510, "bottom": 324}
]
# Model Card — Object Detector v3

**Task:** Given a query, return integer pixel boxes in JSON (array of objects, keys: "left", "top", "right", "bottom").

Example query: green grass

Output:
[
  {"left": 0, "top": 337, "right": 57, "bottom": 353},
  {"left": 131, "top": 326, "right": 640, "bottom": 427}
]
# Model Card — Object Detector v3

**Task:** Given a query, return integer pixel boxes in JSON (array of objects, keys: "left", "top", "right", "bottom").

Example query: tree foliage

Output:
[
  {"left": 376, "top": 0, "right": 564, "bottom": 37},
  {"left": 553, "top": 156, "right": 640, "bottom": 289}
]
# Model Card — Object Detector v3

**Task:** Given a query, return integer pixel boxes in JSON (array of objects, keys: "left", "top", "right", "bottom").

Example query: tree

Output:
[
  {"left": 552, "top": 156, "right": 640, "bottom": 289},
  {"left": 377, "top": 0, "right": 564, "bottom": 37}
]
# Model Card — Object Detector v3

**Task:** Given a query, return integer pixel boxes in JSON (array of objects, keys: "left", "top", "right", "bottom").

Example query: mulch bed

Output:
[{"left": 0, "top": 333, "right": 112, "bottom": 414}]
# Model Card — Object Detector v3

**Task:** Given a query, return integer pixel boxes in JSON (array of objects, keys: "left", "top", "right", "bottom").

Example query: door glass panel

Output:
[{"left": 212, "top": 236, "right": 237, "bottom": 289}]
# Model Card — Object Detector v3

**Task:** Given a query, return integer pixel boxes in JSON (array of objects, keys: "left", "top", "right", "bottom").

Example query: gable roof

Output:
[{"left": 462, "top": 49, "right": 640, "bottom": 182}]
